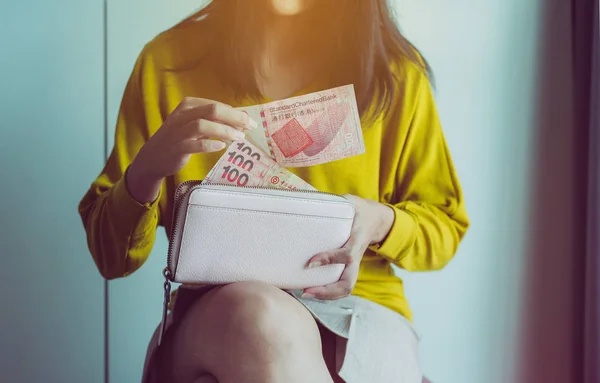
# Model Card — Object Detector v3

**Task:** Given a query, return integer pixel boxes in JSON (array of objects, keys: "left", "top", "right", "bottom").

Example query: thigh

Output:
[
  {"left": 153, "top": 283, "right": 332, "bottom": 383},
  {"left": 153, "top": 287, "right": 220, "bottom": 382}
]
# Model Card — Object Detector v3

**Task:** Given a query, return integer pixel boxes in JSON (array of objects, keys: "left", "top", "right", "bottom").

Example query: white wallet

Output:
[{"left": 158, "top": 181, "right": 355, "bottom": 343}]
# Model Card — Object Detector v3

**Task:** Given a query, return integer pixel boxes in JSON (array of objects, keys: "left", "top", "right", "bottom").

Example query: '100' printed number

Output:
[{"left": 221, "top": 142, "right": 262, "bottom": 187}]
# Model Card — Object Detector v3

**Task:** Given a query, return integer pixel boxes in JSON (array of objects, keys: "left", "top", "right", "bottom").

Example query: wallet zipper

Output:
[
  {"left": 160, "top": 179, "right": 203, "bottom": 346},
  {"left": 166, "top": 180, "right": 204, "bottom": 280}
]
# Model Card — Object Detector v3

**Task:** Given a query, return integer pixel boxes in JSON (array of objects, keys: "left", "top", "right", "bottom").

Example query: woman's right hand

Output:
[{"left": 126, "top": 97, "right": 258, "bottom": 204}]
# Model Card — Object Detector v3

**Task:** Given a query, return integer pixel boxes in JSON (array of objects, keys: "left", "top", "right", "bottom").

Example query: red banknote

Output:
[{"left": 239, "top": 85, "right": 365, "bottom": 168}]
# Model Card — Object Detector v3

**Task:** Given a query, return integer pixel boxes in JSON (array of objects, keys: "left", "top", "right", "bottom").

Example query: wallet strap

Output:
[{"left": 157, "top": 268, "right": 172, "bottom": 346}]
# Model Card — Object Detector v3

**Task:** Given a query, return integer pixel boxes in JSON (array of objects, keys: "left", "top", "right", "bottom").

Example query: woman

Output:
[{"left": 79, "top": 0, "right": 469, "bottom": 382}]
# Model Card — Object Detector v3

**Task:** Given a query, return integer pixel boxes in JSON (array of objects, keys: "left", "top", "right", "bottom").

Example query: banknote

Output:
[
  {"left": 202, "top": 139, "right": 316, "bottom": 191},
  {"left": 238, "top": 85, "right": 365, "bottom": 168},
  {"left": 234, "top": 105, "right": 273, "bottom": 157}
]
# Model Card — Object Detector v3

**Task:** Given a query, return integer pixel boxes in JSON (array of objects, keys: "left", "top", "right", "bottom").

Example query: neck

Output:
[
  {"left": 256, "top": 14, "right": 319, "bottom": 99},
  {"left": 262, "top": 14, "right": 305, "bottom": 61},
  {"left": 263, "top": 11, "right": 329, "bottom": 69}
]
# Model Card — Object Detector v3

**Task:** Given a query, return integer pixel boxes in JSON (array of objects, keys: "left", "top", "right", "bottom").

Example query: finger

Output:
[
  {"left": 302, "top": 279, "right": 353, "bottom": 301},
  {"left": 201, "top": 103, "right": 258, "bottom": 130},
  {"left": 174, "top": 96, "right": 231, "bottom": 111},
  {"left": 178, "top": 119, "right": 246, "bottom": 142},
  {"left": 178, "top": 139, "right": 227, "bottom": 154},
  {"left": 172, "top": 99, "right": 258, "bottom": 131},
  {"left": 306, "top": 248, "right": 353, "bottom": 268},
  {"left": 303, "top": 258, "right": 360, "bottom": 300}
]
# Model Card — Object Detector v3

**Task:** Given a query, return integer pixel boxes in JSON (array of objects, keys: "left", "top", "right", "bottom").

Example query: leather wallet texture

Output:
[{"left": 167, "top": 183, "right": 355, "bottom": 289}]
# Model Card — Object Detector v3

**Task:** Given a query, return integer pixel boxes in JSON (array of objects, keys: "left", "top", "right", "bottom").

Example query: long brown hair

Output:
[{"left": 175, "top": 0, "right": 432, "bottom": 121}]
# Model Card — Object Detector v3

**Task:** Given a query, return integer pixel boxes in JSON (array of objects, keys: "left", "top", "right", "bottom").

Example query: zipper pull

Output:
[{"left": 158, "top": 267, "right": 172, "bottom": 346}]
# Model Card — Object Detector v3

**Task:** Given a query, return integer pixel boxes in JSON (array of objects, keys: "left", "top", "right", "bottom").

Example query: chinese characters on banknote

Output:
[{"left": 203, "top": 85, "right": 364, "bottom": 190}]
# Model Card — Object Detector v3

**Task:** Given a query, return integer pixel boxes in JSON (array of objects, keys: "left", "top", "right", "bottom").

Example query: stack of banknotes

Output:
[{"left": 203, "top": 84, "right": 365, "bottom": 191}]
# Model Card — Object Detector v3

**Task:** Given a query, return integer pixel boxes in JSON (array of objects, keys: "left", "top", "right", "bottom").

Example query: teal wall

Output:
[
  {"left": 0, "top": 1, "right": 105, "bottom": 382},
  {"left": 0, "top": 1, "right": 577, "bottom": 382}
]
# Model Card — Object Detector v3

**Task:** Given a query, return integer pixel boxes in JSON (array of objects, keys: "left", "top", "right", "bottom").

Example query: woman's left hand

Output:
[{"left": 301, "top": 195, "right": 395, "bottom": 300}]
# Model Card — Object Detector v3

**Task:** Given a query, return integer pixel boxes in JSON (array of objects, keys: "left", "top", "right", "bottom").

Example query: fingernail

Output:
[
  {"left": 211, "top": 141, "right": 227, "bottom": 150},
  {"left": 231, "top": 130, "right": 245, "bottom": 140},
  {"left": 301, "top": 293, "right": 315, "bottom": 299},
  {"left": 248, "top": 118, "right": 259, "bottom": 129},
  {"left": 308, "top": 262, "right": 322, "bottom": 268}
]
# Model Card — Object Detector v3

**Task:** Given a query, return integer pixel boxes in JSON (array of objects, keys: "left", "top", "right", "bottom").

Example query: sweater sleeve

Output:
[
  {"left": 370, "top": 72, "right": 470, "bottom": 271},
  {"left": 78, "top": 54, "right": 162, "bottom": 280}
]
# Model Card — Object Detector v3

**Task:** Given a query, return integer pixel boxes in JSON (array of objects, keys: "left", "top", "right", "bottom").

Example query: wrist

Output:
[
  {"left": 370, "top": 202, "right": 395, "bottom": 245},
  {"left": 126, "top": 160, "right": 162, "bottom": 204}
]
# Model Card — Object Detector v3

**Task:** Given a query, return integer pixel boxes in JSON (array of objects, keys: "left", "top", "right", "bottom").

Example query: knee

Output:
[{"left": 208, "top": 282, "right": 320, "bottom": 348}]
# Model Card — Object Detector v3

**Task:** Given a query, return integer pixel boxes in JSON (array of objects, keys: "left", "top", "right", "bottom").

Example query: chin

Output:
[{"left": 269, "top": 0, "right": 309, "bottom": 16}]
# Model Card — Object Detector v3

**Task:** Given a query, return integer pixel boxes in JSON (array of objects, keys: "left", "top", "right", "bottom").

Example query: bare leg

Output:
[{"left": 158, "top": 282, "right": 334, "bottom": 383}]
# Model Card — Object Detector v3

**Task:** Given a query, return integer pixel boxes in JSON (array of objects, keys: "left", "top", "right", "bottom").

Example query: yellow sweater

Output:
[{"left": 78, "top": 23, "right": 469, "bottom": 322}]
